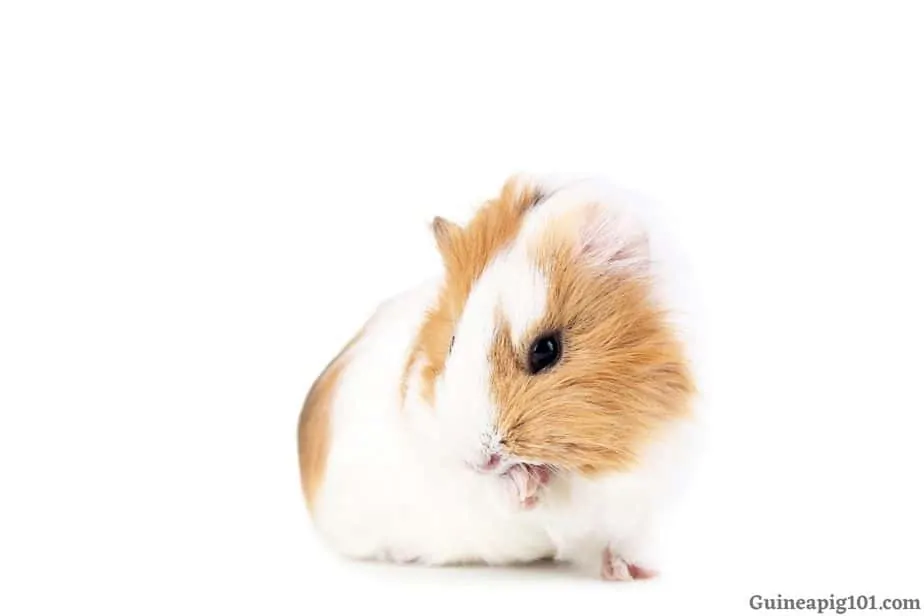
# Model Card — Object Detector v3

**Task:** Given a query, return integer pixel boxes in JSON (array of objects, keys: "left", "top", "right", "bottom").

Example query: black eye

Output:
[
  {"left": 449, "top": 335, "right": 455, "bottom": 354},
  {"left": 528, "top": 332, "right": 562, "bottom": 374}
]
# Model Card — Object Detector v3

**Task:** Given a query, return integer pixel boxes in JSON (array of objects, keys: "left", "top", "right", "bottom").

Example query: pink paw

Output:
[
  {"left": 504, "top": 464, "right": 551, "bottom": 509},
  {"left": 601, "top": 547, "right": 658, "bottom": 582}
]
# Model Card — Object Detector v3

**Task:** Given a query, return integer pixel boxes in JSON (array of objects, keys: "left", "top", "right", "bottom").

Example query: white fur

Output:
[
  {"left": 434, "top": 243, "right": 550, "bottom": 470},
  {"left": 309, "top": 176, "right": 698, "bottom": 576}
]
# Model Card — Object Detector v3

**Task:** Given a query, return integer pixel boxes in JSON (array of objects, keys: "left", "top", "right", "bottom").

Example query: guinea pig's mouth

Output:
[
  {"left": 502, "top": 463, "right": 551, "bottom": 485},
  {"left": 470, "top": 453, "right": 555, "bottom": 483},
  {"left": 469, "top": 455, "right": 555, "bottom": 505},
  {"left": 472, "top": 454, "right": 550, "bottom": 477}
]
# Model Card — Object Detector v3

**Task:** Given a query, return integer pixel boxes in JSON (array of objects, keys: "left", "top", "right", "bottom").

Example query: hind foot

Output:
[{"left": 601, "top": 546, "right": 658, "bottom": 581}]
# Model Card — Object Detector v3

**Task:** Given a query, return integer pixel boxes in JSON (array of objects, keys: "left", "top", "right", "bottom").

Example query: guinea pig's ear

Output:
[
  {"left": 576, "top": 203, "right": 650, "bottom": 275},
  {"left": 431, "top": 216, "right": 462, "bottom": 262}
]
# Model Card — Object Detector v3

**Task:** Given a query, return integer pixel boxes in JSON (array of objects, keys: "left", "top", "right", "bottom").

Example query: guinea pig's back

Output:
[{"left": 296, "top": 279, "right": 440, "bottom": 523}]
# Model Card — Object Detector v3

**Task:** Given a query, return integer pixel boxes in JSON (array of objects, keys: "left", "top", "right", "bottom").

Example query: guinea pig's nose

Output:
[{"left": 479, "top": 453, "right": 501, "bottom": 471}]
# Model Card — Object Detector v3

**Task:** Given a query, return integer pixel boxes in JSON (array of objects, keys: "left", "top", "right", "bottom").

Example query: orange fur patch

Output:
[
  {"left": 491, "top": 208, "right": 695, "bottom": 475},
  {"left": 297, "top": 329, "right": 364, "bottom": 510},
  {"left": 402, "top": 177, "right": 545, "bottom": 404}
]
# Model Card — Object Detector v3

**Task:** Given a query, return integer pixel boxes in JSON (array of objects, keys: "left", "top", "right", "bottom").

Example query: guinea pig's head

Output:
[{"left": 403, "top": 175, "right": 694, "bottom": 478}]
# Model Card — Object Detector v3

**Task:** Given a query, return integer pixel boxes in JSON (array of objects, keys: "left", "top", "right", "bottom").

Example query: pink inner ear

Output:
[{"left": 578, "top": 208, "right": 650, "bottom": 274}]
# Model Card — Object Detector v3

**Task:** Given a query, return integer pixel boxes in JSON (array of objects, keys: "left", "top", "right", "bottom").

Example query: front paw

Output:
[
  {"left": 601, "top": 546, "right": 658, "bottom": 582},
  {"left": 504, "top": 464, "right": 551, "bottom": 509}
]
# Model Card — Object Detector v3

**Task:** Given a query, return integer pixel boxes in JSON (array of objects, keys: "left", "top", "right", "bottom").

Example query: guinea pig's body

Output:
[{"left": 298, "top": 175, "right": 697, "bottom": 579}]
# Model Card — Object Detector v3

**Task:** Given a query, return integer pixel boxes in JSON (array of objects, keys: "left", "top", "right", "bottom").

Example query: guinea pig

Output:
[{"left": 296, "top": 173, "right": 698, "bottom": 580}]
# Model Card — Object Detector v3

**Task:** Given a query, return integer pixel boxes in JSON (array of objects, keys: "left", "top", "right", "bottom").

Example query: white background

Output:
[{"left": 2, "top": 2, "right": 923, "bottom": 615}]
